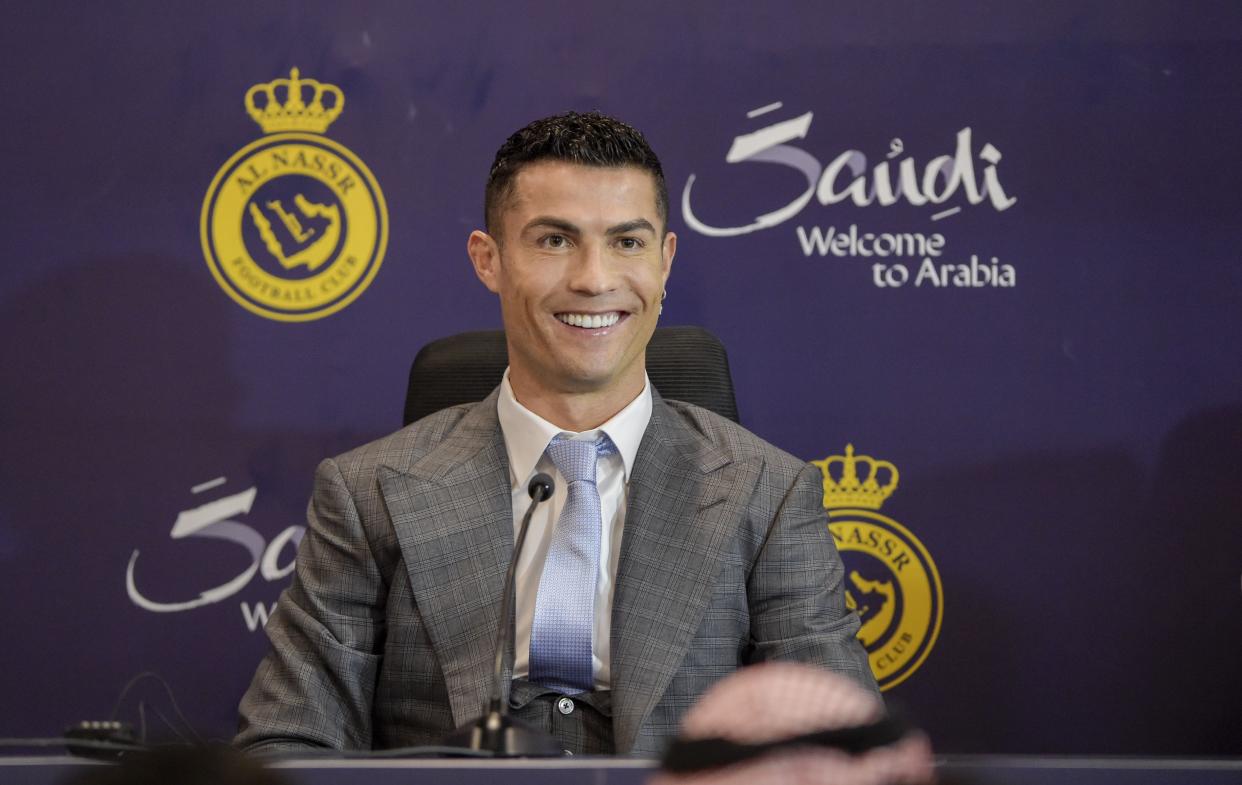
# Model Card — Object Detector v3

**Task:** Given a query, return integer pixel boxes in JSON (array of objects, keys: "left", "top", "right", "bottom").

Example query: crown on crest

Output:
[
  {"left": 245, "top": 68, "right": 344, "bottom": 134},
  {"left": 813, "top": 444, "right": 899, "bottom": 510}
]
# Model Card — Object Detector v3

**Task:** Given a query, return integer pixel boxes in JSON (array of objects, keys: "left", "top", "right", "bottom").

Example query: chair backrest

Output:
[{"left": 403, "top": 326, "right": 740, "bottom": 426}]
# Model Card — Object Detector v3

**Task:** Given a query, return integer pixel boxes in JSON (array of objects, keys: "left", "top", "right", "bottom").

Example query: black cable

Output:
[
  {"left": 148, "top": 704, "right": 194, "bottom": 745},
  {"left": 109, "top": 673, "right": 149, "bottom": 719},
  {"left": 108, "top": 671, "right": 203, "bottom": 744}
]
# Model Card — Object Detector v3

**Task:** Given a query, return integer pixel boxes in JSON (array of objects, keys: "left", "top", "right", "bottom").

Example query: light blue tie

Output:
[{"left": 529, "top": 433, "right": 615, "bottom": 694}]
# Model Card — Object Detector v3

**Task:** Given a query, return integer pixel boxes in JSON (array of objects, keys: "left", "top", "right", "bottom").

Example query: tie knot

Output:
[{"left": 547, "top": 433, "right": 614, "bottom": 485}]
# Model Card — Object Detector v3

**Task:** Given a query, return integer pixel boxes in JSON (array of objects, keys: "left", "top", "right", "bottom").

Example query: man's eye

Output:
[
  {"left": 543, "top": 234, "right": 569, "bottom": 249},
  {"left": 617, "top": 237, "right": 644, "bottom": 250}
]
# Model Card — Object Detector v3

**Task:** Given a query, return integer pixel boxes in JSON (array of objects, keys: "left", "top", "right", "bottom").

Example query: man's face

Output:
[{"left": 469, "top": 161, "right": 675, "bottom": 408}]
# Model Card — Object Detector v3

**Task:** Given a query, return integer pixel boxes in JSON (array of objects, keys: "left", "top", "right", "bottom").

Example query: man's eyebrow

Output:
[
  {"left": 523, "top": 216, "right": 581, "bottom": 235},
  {"left": 606, "top": 219, "right": 657, "bottom": 236}
]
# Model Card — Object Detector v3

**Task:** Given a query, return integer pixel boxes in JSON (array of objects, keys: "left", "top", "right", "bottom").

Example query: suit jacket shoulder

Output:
[
  {"left": 332, "top": 390, "right": 502, "bottom": 485},
  {"left": 654, "top": 396, "right": 818, "bottom": 520},
  {"left": 659, "top": 396, "right": 810, "bottom": 469}
]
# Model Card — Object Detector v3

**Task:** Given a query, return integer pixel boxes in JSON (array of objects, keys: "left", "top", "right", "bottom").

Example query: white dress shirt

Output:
[{"left": 496, "top": 369, "right": 652, "bottom": 689}]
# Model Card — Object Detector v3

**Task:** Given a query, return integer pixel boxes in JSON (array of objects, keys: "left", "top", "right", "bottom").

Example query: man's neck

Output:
[{"left": 507, "top": 374, "right": 645, "bottom": 432}]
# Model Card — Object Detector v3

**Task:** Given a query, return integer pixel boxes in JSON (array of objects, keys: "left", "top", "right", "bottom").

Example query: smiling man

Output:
[
  {"left": 469, "top": 156, "right": 674, "bottom": 429},
  {"left": 236, "top": 112, "right": 876, "bottom": 757}
]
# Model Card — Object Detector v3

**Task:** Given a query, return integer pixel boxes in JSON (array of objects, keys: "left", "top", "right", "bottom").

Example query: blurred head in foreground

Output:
[{"left": 652, "top": 662, "right": 934, "bottom": 785}]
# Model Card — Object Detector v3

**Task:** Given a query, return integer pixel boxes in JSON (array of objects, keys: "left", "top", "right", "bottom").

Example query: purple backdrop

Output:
[{"left": 2, "top": 1, "right": 1240, "bottom": 755}]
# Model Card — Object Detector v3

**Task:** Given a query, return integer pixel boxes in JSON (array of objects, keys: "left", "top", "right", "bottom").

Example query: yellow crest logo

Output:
[
  {"left": 813, "top": 444, "right": 943, "bottom": 690},
  {"left": 201, "top": 68, "right": 388, "bottom": 321}
]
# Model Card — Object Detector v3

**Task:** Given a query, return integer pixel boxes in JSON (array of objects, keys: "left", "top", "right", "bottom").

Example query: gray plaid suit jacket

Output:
[{"left": 236, "top": 388, "right": 876, "bottom": 756}]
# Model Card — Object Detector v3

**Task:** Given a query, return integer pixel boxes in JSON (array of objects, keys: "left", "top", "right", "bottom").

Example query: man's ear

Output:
[
  {"left": 661, "top": 230, "right": 677, "bottom": 285},
  {"left": 467, "top": 230, "right": 502, "bottom": 293}
]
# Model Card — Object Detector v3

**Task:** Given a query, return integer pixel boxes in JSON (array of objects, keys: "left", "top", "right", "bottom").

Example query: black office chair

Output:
[{"left": 403, "top": 326, "right": 739, "bottom": 426}]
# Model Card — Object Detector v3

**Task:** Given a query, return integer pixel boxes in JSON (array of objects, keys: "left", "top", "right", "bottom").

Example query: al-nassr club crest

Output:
[
  {"left": 814, "top": 445, "right": 943, "bottom": 690},
  {"left": 201, "top": 68, "right": 388, "bottom": 321}
]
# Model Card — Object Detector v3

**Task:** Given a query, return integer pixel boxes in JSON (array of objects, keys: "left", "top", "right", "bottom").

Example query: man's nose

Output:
[{"left": 568, "top": 242, "right": 615, "bottom": 295}]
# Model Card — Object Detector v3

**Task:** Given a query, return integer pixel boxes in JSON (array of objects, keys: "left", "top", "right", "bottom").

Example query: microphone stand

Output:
[{"left": 443, "top": 473, "right": 562, "bottom": 756}]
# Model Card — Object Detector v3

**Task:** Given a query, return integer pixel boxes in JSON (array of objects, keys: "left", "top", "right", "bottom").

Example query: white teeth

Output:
[{"left": 557, "top": 312, "right": 621, "bottom": 329}]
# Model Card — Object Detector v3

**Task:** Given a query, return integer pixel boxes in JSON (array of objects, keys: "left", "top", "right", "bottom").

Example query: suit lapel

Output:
[
  {"left": 611, "top": 395, "right": 753, "bottom": 753},
  {"left": 377, "top": 392, "right": 514, "bottom": 729}
]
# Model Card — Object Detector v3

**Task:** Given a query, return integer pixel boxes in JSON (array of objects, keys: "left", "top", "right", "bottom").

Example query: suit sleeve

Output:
[
  {"left": 747, "top": 460, "right": 880, "bottom": 698},
  {"left": 235, "top": 457, "right": 386, "bottom": 753}
]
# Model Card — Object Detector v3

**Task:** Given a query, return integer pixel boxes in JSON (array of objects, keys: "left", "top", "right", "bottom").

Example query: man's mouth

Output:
[{"left": 556, "top": 311, "right": 624, "bottom": 329}]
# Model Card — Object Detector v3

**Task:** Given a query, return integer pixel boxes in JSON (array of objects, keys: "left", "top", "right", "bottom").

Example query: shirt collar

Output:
[{"left": 497, "top": 369, "right": 652, "bottom": 487}]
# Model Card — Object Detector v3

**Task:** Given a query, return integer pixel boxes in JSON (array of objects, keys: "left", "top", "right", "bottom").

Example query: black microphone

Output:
[{"left": 443, "top": 473, "right": 561, "bottom": 756}]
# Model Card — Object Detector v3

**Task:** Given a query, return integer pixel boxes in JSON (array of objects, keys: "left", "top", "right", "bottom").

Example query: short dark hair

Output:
[{"left": 484, "top": 111, "right": 669, "bottom": 236}]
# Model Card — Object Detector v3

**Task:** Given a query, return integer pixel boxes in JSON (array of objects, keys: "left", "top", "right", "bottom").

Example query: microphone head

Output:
[{"left": 527, "top": 473, "right": 555, "bottom": 501}]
